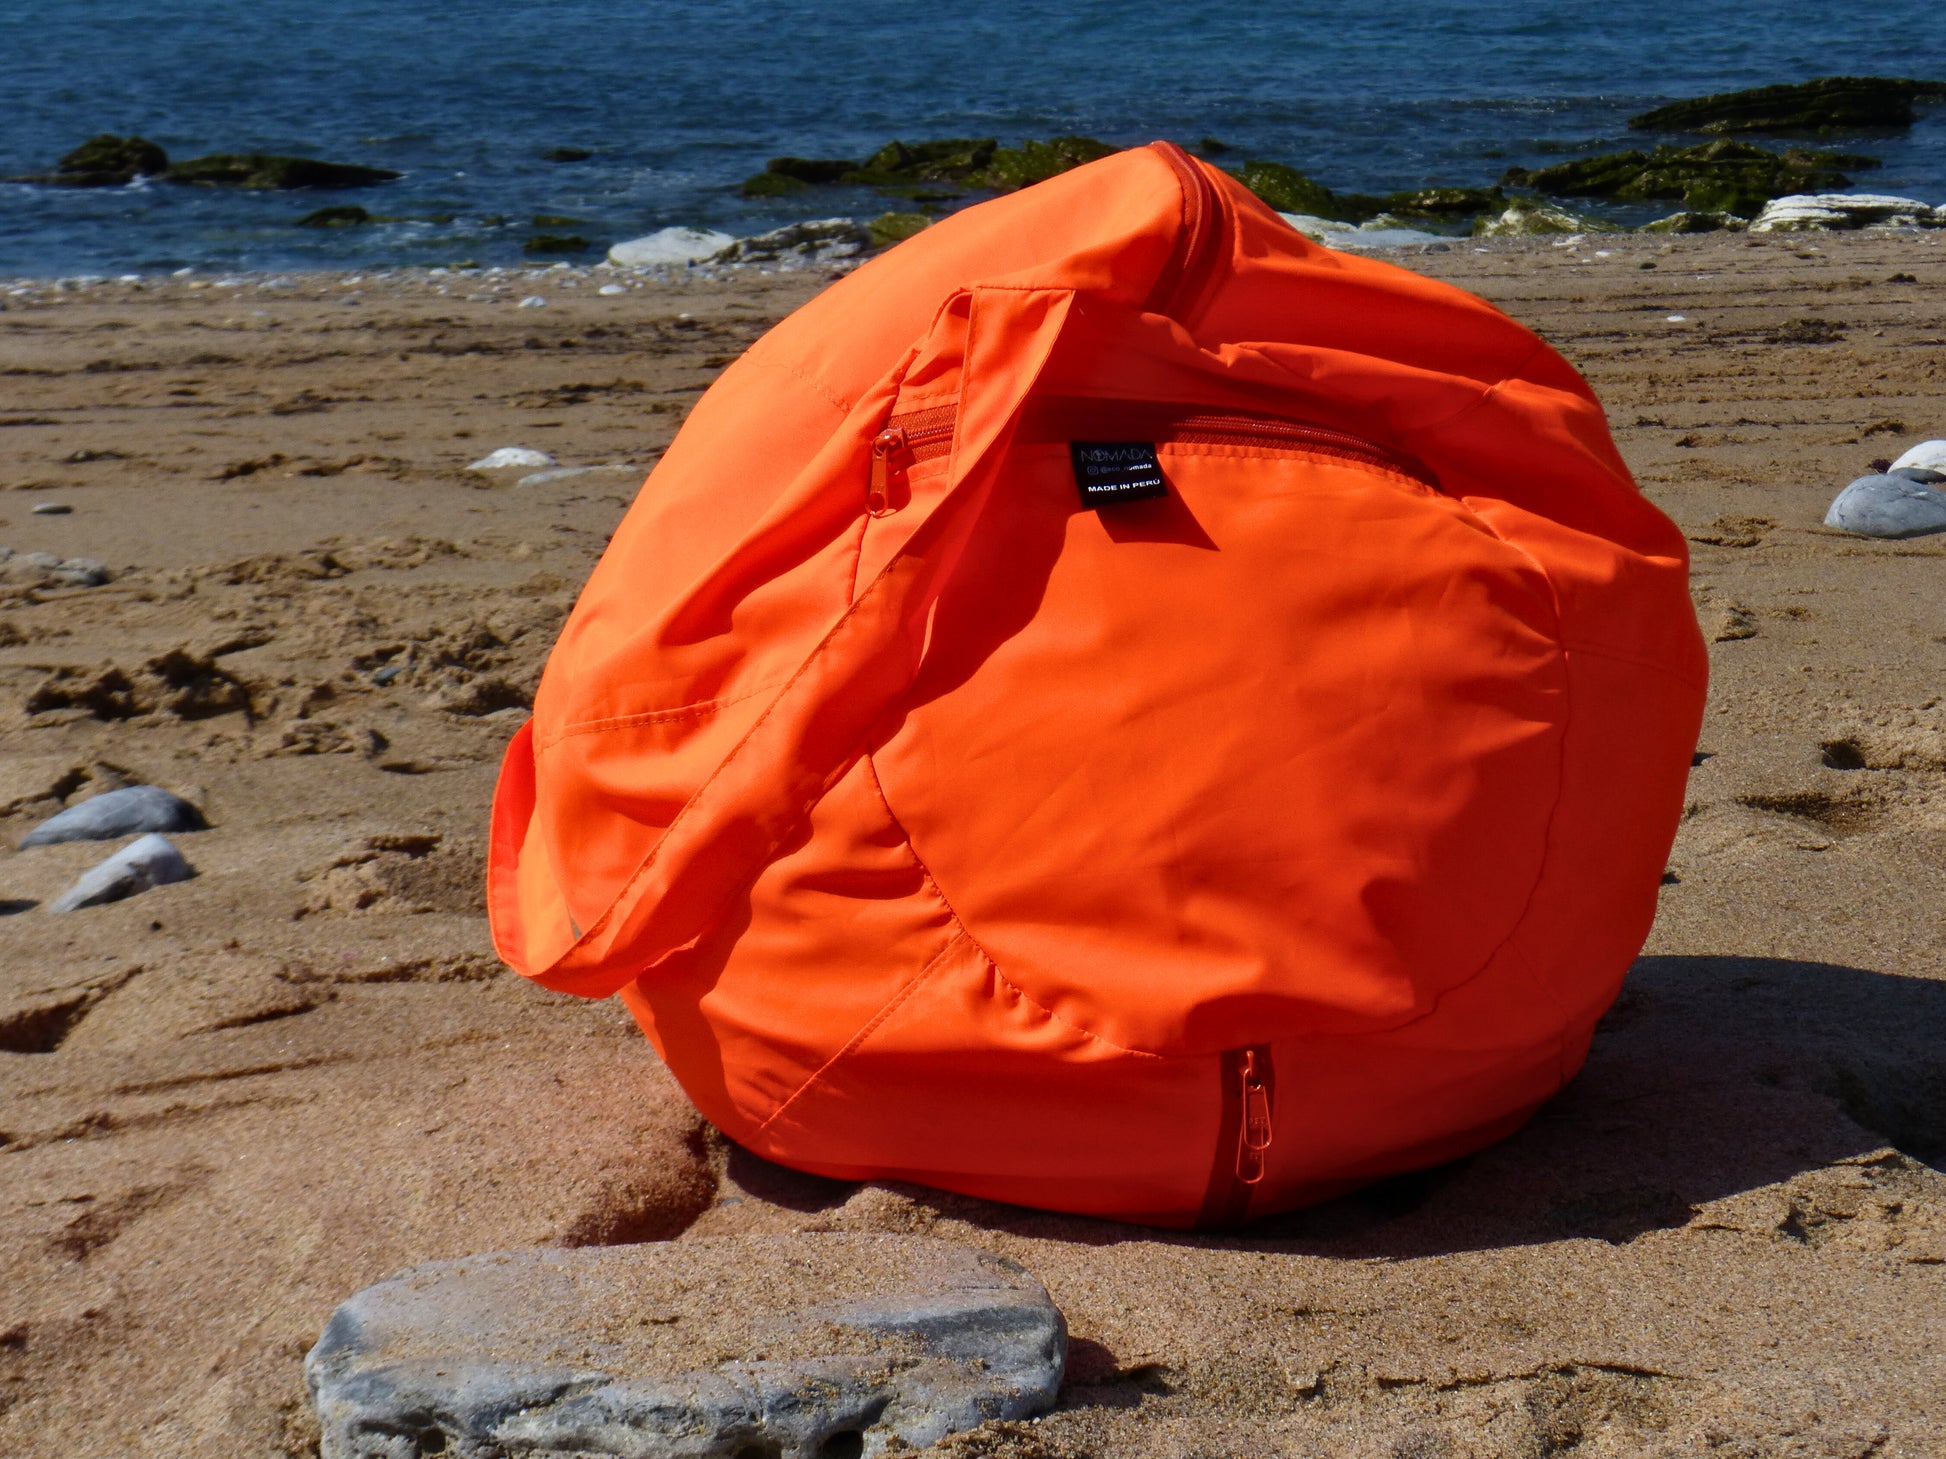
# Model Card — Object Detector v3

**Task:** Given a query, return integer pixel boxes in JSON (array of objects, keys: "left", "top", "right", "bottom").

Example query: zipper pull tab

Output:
[
  {"left": 868, "top": 427, "right": 905, "bottom": 517},
  {"left": 1237, "top": 1049, "right": 1272, "bottom": 1185}
]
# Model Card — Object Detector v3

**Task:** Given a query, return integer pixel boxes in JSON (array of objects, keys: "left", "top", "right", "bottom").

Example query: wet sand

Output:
[{"left": 2, "top": 232, "right": 1942, "bottom": 1457}]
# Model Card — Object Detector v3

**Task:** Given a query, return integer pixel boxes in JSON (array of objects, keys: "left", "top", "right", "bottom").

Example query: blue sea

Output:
[{"left": 4, "top": 0, "right": 1945, "bottom": 275}]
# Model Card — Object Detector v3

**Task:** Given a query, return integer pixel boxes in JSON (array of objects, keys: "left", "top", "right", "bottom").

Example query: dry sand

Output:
[{"left": 2, "top": 232, "right": 1942, "bottom": 1458}]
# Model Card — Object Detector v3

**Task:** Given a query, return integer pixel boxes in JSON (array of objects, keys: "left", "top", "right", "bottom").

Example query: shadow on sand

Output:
[{"left": 722, "top": 954, "right": 1946, "bottom": 1257}]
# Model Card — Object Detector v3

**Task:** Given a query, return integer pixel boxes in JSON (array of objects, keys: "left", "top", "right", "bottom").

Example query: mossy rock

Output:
[
  {"left": 1504, "top": 139, "right": 1869, "bottom": 217},
  {"left": 1379, "top": 185, "right": 1504, "bottom": 219},
  {"left": 845, "top": 138, "right": 998, "bottom": 186},
  {"left": 531, "top": 214, "right": 586, "bottom": 228},
  {"left": 764, "top": 156, "right": 860, "bottom": 185},
  {"left": 524, "top": 234, "right": 592, "bottom": 254},
  {"left": 544, "top": 147, "right": 593, "bottom": 162},
  {"left": 1630, "top": 75, "right": 1946, "bottom": 136},
  {"left": 165, "top": 153, "right": 402, "bottom": 190},
  {"left": 869, "top": 212, "right": 932, "bottom": 247},
  {"left": 1234, "top": 161, "right": 1374, "bottom": 223},
  {"left": 1641, "top": 210, "right": 1748, "bottom": 233},
  {"left": 741, "top": 170, "right": 808, "bottom": 198},
  {"left": 53, "top": 134, "right": 168, "bottom": 186},
  {"left": 1475, "top": 197, "right": 1611, "bottom": 237},
  {"left": 980, "top": 136, "right": 1115, "bottom": 191},
  {"left": 296, "top": 205, "right": 373, "bottom": 228}
]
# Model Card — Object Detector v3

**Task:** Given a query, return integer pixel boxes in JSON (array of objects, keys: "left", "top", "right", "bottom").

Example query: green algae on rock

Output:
[
  {"left": 868, "top": 212, "right": 932, "bottom": 246},
  {"left": 1503, "top": 139, "right": 1873, "bottom": 217},
  {"left": 982, "top": 136, "right": 1116, "bottom": 191},
  {"left": 59, "top": 134, "right": 169, "bottom": 186},
  {"left": 166, "top": 153, "right": 402, "bottom": 190},
  {"left": 1380, "top": 185, "right": 1506, "bottom": 220},
  {"left": 9, "top": 134, "right": 170, "bottom": 187},
  {"left": 742, "top": 136, "right": 1113, "bottom": 198},
  {"left": 1629, "top": 75, "right": 1946, "bottom": 135},
  {"left": 1642, "top": 210, "right": 1749, "bottom": 233},
  {"left": 1475, "top": 197, "right": 1612, "bottom": 237},
  {"left": 1235, "top": 161, "right": 1372, "bottom": 222},
  {"left": 296, "top": 205, "right": 374, "bottom": 228}
]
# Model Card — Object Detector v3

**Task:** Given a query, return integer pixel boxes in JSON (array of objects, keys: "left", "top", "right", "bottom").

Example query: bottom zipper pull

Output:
[
  {"left": 868, "top": 428, "right": 904, "bottom": 516},
  {"left": 1237, "top": 1049, "right": 1273, "bottom": 1185}
]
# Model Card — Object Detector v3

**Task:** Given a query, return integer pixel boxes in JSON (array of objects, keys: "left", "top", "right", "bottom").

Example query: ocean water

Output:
[{"left": 3, "top": 0, "right": 1945, "bottom": 275}]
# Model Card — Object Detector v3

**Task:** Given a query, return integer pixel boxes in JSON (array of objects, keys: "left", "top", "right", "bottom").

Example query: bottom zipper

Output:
[{"left": 1196, "top": 1044, "right": 1275, "bottom": 1228}]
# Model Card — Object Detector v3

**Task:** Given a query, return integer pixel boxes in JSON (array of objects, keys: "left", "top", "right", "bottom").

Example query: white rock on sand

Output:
[
  {"left": 607, "top": 227, "right": 736, "bottom": 268},
  {"left": 1751, "top": 193, "right": 1942, "bottom": 231},
  {"left": 1890, "top": 438, "right": 1946, "bottom": 474},
  {"left": 467, "top": 446, "right": 556, "bottom": 472}
]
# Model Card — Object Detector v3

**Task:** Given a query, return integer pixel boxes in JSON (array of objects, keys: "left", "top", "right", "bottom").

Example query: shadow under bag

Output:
[{"left": 488, "top": 142, "right": 1707, "bottom": 1228}]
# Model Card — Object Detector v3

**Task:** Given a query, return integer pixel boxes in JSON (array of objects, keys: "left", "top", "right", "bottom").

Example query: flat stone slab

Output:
[{"left": 306, "top": 1235, "right": 1066, "bottom": 1459}]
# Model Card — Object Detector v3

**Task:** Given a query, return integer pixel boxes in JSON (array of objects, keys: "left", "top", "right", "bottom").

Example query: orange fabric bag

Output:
[{"left": 488, "top": 142, "right": 1706, "bottom": 1227}]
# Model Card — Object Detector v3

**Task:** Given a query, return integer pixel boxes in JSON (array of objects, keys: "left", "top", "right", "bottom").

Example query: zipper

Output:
[
  {"left": 1164, "top": 413, "right": 1432, "bottom": 485},
  {"left": 1197, "top": 1044, "right": 1275, "bottom": 1228},
  {"left": 868, "top": 404, "right": 955, "bottom": 516},
  {"left": 1146, "top": 140, "right": 1227, "bottom": 320}
]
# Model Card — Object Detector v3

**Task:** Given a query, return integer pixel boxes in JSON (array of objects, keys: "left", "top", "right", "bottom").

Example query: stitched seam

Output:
[
  {"left": 1561, "top": 639, "right": 1708, "bottom": 689},
  {"left": 862, "top": 753, "right": 1164, "bottom": 1061},
  {"left": 753, "top": 927, "right": 968, "bottom": 1137},
  {"left": 534, "top": 683, "right": 786, "bottom": 750},
  {"left": 1410, "top": 335, "right": 1551, "bottom": 439},
  {"left": 743, "top": 354, "right": 850, "bottom": 417}
]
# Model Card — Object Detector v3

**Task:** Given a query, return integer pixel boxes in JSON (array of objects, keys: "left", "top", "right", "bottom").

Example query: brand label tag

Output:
[{"left": 1070, "top": 441, "right": 1166, "bottom": 506}]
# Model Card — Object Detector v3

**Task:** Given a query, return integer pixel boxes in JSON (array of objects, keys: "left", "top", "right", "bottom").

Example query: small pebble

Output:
[
  {"left": 1664, "top": 315, "right": 1688, "bottom": 323},
  {"left": 32, "top": 502, "right": 72, "bottom": 515},
  {"left": 598, "top": 284, "right": 627, "bottom": 296},
  {"left": 517, "top": 295, "right": 547, "bottom": 309}
]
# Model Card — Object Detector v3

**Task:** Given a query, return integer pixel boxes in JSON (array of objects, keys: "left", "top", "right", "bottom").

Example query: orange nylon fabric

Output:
[{"left": 488, "top": 142, "right": 1707, "bottom": 1228}]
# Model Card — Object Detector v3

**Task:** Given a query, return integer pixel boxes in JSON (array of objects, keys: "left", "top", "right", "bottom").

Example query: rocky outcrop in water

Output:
[
  {"left": 1630, "top": 75, "right": 1946, "bottom": 136},
  {"left": 1503, "top": 139, "right": 1874, "bottom": 217},
  {"left": 741, "top": 136, "right": 1114, "bottom": 200},
  {"left": 165, "top": 154, "right": 402, "bottom": 190}
]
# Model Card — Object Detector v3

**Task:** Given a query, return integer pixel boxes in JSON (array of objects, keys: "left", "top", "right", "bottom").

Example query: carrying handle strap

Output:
[{"left": 520, "top": 285, "right": 1077, "bottom": 995}]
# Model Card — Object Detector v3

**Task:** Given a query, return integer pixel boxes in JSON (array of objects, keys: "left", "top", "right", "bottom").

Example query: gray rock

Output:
[
  {"left": 306, "top": 1235, "right": 1065, "bottom": 1459},
  {"left": 712, "top": 219, "right": 872, "bottom": 266},
  {"left": 1893, "top": 465, "right": 1946, "bottom": 484},
  {"left": 47, "top": 833, "right": 196, "bottom": 913},
  {"left": 0, "top": 551, "right": 112, "bottom": 588},
  {"left": 31, "top": 501, "right": 72, "bottom": 515},
  {"left": 22, "top": 785, "right": 208, "bottom": 847},
  {"left": 1824, "top": 472, "right": 1946, "bottom": 538}
]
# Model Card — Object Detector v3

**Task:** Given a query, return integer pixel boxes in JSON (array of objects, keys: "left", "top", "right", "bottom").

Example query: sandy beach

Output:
[{"left": 2, "top": 230, "right": 1943, "bottom": 1456}]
